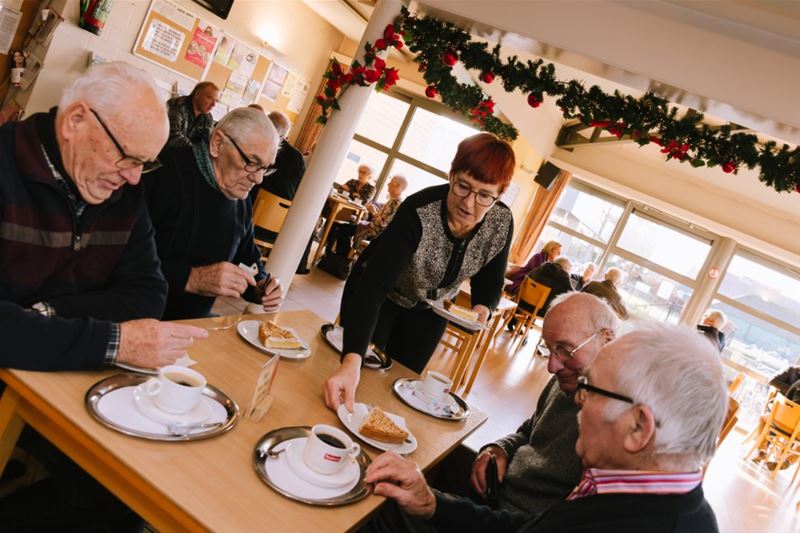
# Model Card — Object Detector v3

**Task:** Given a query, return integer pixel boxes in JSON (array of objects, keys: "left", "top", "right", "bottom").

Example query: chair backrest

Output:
[
  {"left": 771, "top": 393, "right": 800, "bottom": 436},
  {"left": 253, "top": 189, "right": 292, "bottom": 234},
  {"left": 728, "top": 372, "right": 745, "bottom": 395},
  {"left": 518, "top": 278, "right": 551, "bottom": 311},
  {"left": 718, "top": 396, "right": 740, "bottom": 446}
]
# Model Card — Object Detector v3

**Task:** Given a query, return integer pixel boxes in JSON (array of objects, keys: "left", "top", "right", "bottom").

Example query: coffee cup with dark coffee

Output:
[
  {"left": 303, "top": 424, "right": 360, "bottom": 475},
  {"left": 145, "top": 365, "right": 207, "bottom": 414}
]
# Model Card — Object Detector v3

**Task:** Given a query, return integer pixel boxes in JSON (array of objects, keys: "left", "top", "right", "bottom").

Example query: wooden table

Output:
[
  {"left": 0, "top": 310, "right": 486, "bottom": 532},
  {"left": 313, "top": 194, "right": 368, "bottom": 264}
]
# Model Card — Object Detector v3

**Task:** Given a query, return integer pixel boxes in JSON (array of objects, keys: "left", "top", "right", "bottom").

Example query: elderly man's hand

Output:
[
  {"left": 470, "top": 445, "right": 508, "bottom": 498},
  {"left": 365, "top": 452, "right": 437, "bottom": 519},
  {"left": 259, "top": 275, "right": 283, "bottom": 311},
  {"left": 186, "top": 262, "right": 256, "bottom": 298},
  {"left": 118, "top": 319, "right": 208, "bottom": 367}
]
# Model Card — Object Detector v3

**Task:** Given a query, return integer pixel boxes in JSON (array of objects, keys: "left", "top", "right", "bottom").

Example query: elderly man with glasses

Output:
[
  {"left": 143, "top": 107, "right": 283, "bottom": 319},
  {"left": 0, "top": 61, "right": 209, "bottom": 372},
  {"left": 364, "top": 321, "right": 725, "bottom": 533}
]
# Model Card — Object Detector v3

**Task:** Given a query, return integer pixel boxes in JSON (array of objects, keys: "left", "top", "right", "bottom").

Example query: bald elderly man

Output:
[
  {"left": 144, "top": 107, "right": 283, "bottom": 319},
  {"left": 0, "top": 61, "right": 207, "bottom": 372}
]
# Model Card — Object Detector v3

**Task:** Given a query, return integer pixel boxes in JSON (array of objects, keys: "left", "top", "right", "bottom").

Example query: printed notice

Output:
[
  {"left": 142, "top": 19, "right": 184, "bottom": 62},
  {"left": 246, "top": 355, "right": 280, "bottom": 421},
  {"left": 151, "top": 0, "right": 194, "bottom": 31},
  {"left": 185, "top": 21, "right": 218, "bottom": 68},
  {"left": 0, "top": 5, "right": 22, "bottom": 55},
  {"left": 287, "top": 79, "right": 310, "bottom": 114}
]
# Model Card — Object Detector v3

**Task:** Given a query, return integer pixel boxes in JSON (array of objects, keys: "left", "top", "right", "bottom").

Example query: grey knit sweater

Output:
[{"left": 493, "top": 377, "right": 584, "bottom": 514}]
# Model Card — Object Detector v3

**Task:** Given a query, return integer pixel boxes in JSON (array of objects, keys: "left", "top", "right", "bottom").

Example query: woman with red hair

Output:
[{"left": 324, "top": 133, "right": 516, "bottom": 411}]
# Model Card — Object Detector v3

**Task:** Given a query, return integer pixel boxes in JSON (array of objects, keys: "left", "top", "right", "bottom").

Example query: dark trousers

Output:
[{"left": 327, "top": 222, "right": 357, "bottom": 257}]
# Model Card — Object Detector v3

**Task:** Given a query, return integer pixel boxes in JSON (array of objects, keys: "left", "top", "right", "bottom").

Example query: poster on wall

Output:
[
  {"left": 281, "top": 73, "right": 297, "bottom": 98},
  {"left": 185, "top": 21, "right": 218, "bottom": 68},
  {"left": 142, "top": 19, "right": 185, "bottom": 62},
  {"left": 243, "top": 78, "right": 262, "bottom": 104},
  {"left": 151, "top": 0, "right": 194, "bottom": 30},
  {"left": 261, "top": 62, "right": 288, "bottom": 102},
  {"left": 227, "top": 43, "right": 256, "bottom": 77},
  {"left": 213, "top": 34, "right": 234, "bottom": 65},
  {"left": 287, "top": 78, "right": 310, "bottom": 114}
]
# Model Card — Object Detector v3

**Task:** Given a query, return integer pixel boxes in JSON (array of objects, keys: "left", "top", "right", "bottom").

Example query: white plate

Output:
[
  {"left": 285, "top": 439, "right": 359, "bottom": 489},
  {"left": 237, "top": 320, "right": 311, "bottom": 359},
  {"left": 426, "top": 300, "right": 487, "bottom": 331},
  {"left": 337, "top": 403, "right": 417, "bottom": 454},
  {"left": 394, "top": 379, "right": 465, "bottom": 419},
  {"left": 132, "top": 384, "right": 212, "bottom": 426},
  {"left": 264, "top": 437, "right": 360, "bottom": 501},
  {"left": 321, "top": 325, "right": 387, "bottom": 370}
]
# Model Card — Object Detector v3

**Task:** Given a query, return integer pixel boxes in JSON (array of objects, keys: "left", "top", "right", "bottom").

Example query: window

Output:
[
  {"left": 334, "top": 139, "right": 387, "bottom": 187},
  {"left": 399, "top": 107, "right": 477, "bottom": 173},
  {"left": 549, "top": 184, "right": 624, "bottom": 243},
  {"left": 381, "top": 159, "right": 445, "bottom": 201},
  {"left": 354, "top": 92, "right": 410, "bottom": 148},
  {"left": 534, "top": 226, "right": 603, "bottom": 270}
]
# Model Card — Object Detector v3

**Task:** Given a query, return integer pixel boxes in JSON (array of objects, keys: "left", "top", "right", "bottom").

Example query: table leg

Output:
[
  {"left": 0, "top": 387, "right": 25, "bottom": 476},
  {"left": 451, "top": 330, "right": 482, "bottom": 393},
  {"left": 463, "top": 315, "right": 504, "bottom": 395},
  {"left": 313, "top": 203, "right": 342, "bottom": 265}
]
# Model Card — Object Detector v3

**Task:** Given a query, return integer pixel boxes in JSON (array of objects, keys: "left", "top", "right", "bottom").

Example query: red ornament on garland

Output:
[
  {"left": 373, "top": 57, "right": 386, "bottom": 71},
  {"left": 722, "top": 161, "right": 736, "bottom": 173},
  {"left": 425, "top": 85, "right": 439, "bottom": 98},
  {"left": 527, "top": 94, "right": 541, "bottom": 108},
  {"left": 442, "top": 51, "right": 458, "bottom": 67},
  {"left": 374, "top": 38, "right": 387, "bottom": 51},
  {"left": 480, "top": 71, "right": 495, "bottom": 84}
]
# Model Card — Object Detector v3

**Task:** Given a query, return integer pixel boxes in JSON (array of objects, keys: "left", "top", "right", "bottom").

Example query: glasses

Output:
[
  {"left": 450, "top": 179, "right": 499, "bottom": 207},
  {"left": 89, "top": 109, "right": 161, "bottom": 174},
  {"left": 546, "top": 330, "right": 602, "bottom": 362},
  {"left": 576, "top": 375, "right": 634, "bottom": 404},
  {"left": 223, "top": 133, "right": 272, "bottom": 174}
]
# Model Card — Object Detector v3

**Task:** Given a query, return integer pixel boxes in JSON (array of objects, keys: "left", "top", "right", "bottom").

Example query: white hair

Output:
[
  {"left": 554, "top": 255, "right": 572, "bottom": 271},
  {"left": 391, "top": 175, "right": 408, "bottom": 189},
  {"left": 605, "top": 267, "right": 623, "bottom": 285},
  {"left": 606, "top": 322, "right": 727, "bottom": 468},
  {"left": 59, "top": 62, "right": 165, "bottom": 121},
  {"left": 548, "top": 292, "right": 619, "bottom": 334},
  {"left": 214, "top": 107, "right": 279, "bottom": 163},
  {"left": 267, "top": 110, "right": 291, "bottom": 139},
  {"left": 702, "top": 309, "right": 727, "bottom": 330}
]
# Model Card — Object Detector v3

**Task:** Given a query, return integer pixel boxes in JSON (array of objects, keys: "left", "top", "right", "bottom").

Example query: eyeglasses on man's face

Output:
[
  {"left": 544, "top": 330, "right": 602, "bottom": 362},
  {"left": 223, "top": 132, "right": 272, "bottom": 174},
  {"left": 89, "top": 109, "right": 161, "bottom": 174},
  {"left": 450, "top": 179, "right": 499, "bottom": 207},
  {"left": 576, "top": 375, "right": 634, "bottom": 405}
]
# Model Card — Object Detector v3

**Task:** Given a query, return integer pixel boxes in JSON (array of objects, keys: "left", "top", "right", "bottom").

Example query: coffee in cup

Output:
[
  {"left": 303, "top": 424, "right": 360, "bottom": 475},
  {"left": 421, "top": 370, "right": 452, "bottom": 401},
  {"left": 145, "top": 365, "right": 207, "bottom": 414}
]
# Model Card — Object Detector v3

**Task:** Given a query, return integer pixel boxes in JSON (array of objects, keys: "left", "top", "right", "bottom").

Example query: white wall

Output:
[{"left": 26, "top": 0, "right": 345, "bottom": 143}]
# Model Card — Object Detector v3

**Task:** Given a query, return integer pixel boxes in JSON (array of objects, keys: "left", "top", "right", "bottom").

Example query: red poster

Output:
[{"left": 185, "top": 22, "right": 218, "bottom": 68}]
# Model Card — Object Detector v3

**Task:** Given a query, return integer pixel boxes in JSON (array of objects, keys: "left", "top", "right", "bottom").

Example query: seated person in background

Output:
[
  {"left": 770, "top": 365, "right": 800, "bottom": 396},
  {"left": 144, "top": 107, "right": 283, "bottom": 320},
  {"left": 581, "top": 267, "right": 629, "bottom": 320},
  {"left": 327, "top": 175, "right": 408, "bottom": 257},
  {"left": 752, "top": 364, "right": 800, "bottom": 468},
  {"left": 528, "top": 256, "right": 574, "bottom": 316},
  {"left": 506, "top": 240, "right": 561, "bottom": 296},
  {"left": 365, "top": 322, "right": 726, "bottom": 533},
  {"left": 337, "top": 164, "right": 376, "bottom": 203},
  {"left": 248, "top": 110, "right": 305, "bottom": 204},
  {"left": 0, "top": 61, "right": 208, "bottom": 372},
  {"left": 166, "top": 81, "right": 220, "bottom": 147},
  {"left": 696, "top": 309, "right": 727, "bottom": 351},
  {"left": 570, "top": 262, "right": 595, "bottom": 290}
]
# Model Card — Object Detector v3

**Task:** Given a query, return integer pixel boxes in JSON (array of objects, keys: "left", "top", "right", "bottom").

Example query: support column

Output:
[
  {"left": 265, "top": 0, "right": 402, "bottom": 294},
  {"left": 681, "top": 236, "right": 737, "bottom": 326}
]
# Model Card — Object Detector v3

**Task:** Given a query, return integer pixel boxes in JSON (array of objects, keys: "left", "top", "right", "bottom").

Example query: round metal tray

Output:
[
  {"left": 85, "top": 373, "right": 239, "bottom": 441},
  {"left": 319, "top": 323, "right": 392, "bottom": 371},
  {"left": 253, "top": 426, "right": 371, "bottom": 506},
  {"left": 392, "top": 378, "right": 470, "bottom": 421},
  {"left": 114, "top": 362, "right": 158, "bottom": 375}
]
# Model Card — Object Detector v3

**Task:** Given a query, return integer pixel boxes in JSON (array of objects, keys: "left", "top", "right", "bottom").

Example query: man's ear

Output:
[
  {"left": 601, "top": 328, "right": 615, "bottom": 344},
  {"left": 59, "top": 102, "right": 89, "bottom": 141},
  {"left": 622, "top": 404, "right": 656, "bottom": 454},
  {"left": 209, "top": 130, "right": 223, "bottom": 158}
]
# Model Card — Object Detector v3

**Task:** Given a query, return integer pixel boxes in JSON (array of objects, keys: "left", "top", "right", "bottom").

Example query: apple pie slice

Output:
[
  {"left": 258, "top": 321, "right": 302, "bottom": 349},
  {"left": 358, "top": 407, "right": 409, "bottom": 444}
]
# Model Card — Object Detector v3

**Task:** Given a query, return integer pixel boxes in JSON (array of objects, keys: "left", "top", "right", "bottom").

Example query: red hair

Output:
[{"left": 450, "top": 132, "right": 516, "bottom": 192}]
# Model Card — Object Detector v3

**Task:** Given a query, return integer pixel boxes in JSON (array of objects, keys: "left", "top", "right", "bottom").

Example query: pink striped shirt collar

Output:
[{"left": 567, "top": 468, "right": 703, "bottom": 500}]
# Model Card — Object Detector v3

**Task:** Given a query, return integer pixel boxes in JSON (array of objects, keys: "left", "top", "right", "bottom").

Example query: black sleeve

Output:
[
  {"left": 470, "top": 215, "right": 513, "bottom": 310},
  {"left": 341, "top": 202, "right": 422, "bottom": 358},
  {"left": 427, "top": 490, "right": 530, "bottom": 533}
]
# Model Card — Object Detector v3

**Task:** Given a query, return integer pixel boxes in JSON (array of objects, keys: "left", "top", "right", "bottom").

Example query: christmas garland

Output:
[{"left": 316, "top": 7, "right": 800, "bottom": 194}]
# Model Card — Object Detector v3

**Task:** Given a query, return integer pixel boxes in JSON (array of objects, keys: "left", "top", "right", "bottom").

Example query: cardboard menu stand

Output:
[{"left": 245, "top": 354, "right": 279, "bottom": 422}]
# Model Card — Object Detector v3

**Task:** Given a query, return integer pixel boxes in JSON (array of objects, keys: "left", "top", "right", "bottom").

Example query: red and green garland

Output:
[{"left": 316, "top": 7, "right": 800, "bottom": 194}]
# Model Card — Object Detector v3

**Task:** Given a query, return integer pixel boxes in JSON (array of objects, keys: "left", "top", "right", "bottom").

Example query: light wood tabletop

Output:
[
  {"left": 0, "top": 310, "right": 486, "bottom": 532},
  {"left": 313, "top": 194, "right": 368, "bottom": 264}
]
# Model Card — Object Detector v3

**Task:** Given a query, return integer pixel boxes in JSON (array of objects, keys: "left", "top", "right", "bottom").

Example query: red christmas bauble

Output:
[
  {"left": 374, "top": 38, "right": 387, "bottom": 50},
  {"left": 425, "top": 85, "right": 439, "bottom": 98},
  {"left": 722, "top": 161, "right": 736, "bottom": 173},
  {"left": 442, "top": 51, "right": 458, "bottom": 67},
  {"left": 480, "top": 71, "right": 495, "bottom": 84},
  {"left": 527, "top": 94, "right": 541, "bottom": 108}
]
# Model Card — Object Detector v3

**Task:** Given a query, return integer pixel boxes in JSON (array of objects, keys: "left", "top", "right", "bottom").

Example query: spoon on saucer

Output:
[{"left": 166, "top": 422, "right": 222, "bottom": 436}]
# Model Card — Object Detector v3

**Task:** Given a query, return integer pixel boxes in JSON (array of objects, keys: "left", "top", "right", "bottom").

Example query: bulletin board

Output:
[{"left": 132, "top": 0, "right": 220, "bottom": 82}]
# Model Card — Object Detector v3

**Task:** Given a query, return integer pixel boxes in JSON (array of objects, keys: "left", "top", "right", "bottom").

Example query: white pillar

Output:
[
  {"left": 265, "top": 0, "right": 402, "bottom": 294},
  {"left": 680, "top": 236, "right": 737, "bottom": 326}
]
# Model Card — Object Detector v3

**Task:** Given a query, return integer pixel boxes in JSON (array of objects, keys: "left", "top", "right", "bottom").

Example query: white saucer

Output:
[
  {"left": 132, "top": 384, "right": 212, "bottom": 426},
  {"left": 285, "top": 439, "right": 358, "bottom": 489},
  {"left": 237, "top": 320, "right": 311, "bottom": 359},
  {"left": 264, "top": 438, "right": 360, "bottom": 501},
  {"left": 337, "top": 403, "right": 417, "bottom": 454},
  {"left": 396, "top": 380, "right": 461, "bottom": 418}
]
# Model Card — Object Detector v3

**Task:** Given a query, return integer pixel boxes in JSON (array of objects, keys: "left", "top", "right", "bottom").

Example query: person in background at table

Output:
[
  {"left": 0, "top": 61, "right": 208, "bottom": 372},
  {"left": 506, "top": 240, "right": 562, "bottom": 296},
  {"left": 528, "top": 256, "right": 574, "bottom": 315},
  {"left": 166, "top": 81, "right": 220, "bottom": 147},
  {"left": 327, "top": 175, "right": 408, "bottom": 258},
  {"left": 696, "top": 308, "right": 726, "bottom": 351},
  {"left": 337, "top": 164, "right": 376, "bottom": 203},
  {"left": 581, "top": 267, "right": 629, "bottom": 320},
  {"left": 363, "top": 322, "right": 725, "bottom": 533},
  {"left": 324, "top": 133, "right": 515, "bottom": 412},
  {"left": 570, "top": 262, "right": 595, "bottom": 290},
  {"left": 143, "top": 107, "right": 283, "bottom": 320},
  {"left": 248, "top": 110, "right": 305, "bottom": 204}
]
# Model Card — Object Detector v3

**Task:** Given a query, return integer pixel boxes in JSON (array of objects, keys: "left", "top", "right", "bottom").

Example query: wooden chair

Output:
[
  {"left": 252, "top": 189, "right": 292, "bottom": 256},
  {"left": 747, "top": 393, "right": 800, "bottom": 481},
  {"left": 728, "top": 372, "right": 745, "bottom": 395},
  {"left": 718, "top": 396, "right": 740, "bottom": 446},
  {"left": 497, "top": 278, "right": 551, "bottom": 348}
]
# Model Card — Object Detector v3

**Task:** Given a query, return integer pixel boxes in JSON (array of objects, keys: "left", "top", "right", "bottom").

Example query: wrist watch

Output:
[{"left": 32, "top": 302, "right": 50, "bottom": 316}]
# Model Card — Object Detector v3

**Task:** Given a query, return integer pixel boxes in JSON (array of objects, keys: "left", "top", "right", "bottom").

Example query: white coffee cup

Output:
[
  {"left": 303, "top": 424, "right": 360, "bottom": 475},
  {"left": 421, "top": 370, "right": 452, "bottom": 401},
  {"left": 145, "top": 365, "right": 207, "bottom": 414}
]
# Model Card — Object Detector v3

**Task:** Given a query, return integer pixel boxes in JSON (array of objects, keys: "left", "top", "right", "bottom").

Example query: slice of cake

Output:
[
  {"left": 358, "top": 407, "right": 409, "bottom": 444},
  {"left": 258, "top": 321, "right": 302, "bottom": 349},
  {"left": 448, "top": 303, "right": 480, "bottom": 322}
]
